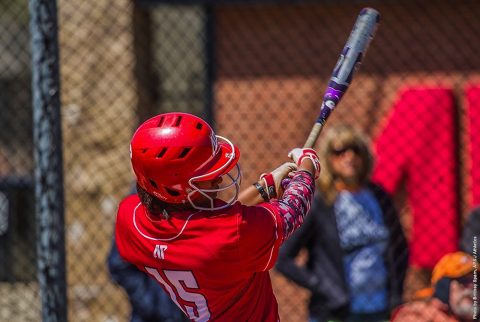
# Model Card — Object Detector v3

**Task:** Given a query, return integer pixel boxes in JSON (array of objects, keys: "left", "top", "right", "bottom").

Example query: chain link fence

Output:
[{"left": 1, "top": 0, "right": 479, "bottom": 321}]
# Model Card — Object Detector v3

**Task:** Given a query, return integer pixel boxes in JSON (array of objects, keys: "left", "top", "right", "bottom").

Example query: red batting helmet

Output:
[{"left": 130, "top": 112, "right": 241, "bottom": 210}]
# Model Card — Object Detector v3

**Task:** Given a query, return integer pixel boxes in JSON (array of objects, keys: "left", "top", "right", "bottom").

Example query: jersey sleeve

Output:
[{"left": 238, "top": 204, "right": 283, "bottom": 272}]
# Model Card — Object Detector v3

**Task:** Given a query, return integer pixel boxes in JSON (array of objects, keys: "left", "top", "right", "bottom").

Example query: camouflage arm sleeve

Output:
[{"left": 268, "top": 170, "right": 315, "bottom": 241}]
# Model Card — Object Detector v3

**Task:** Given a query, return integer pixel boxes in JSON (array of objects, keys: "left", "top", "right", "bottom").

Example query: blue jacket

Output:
[{"left": 276, "top": 183, "right": 408, "bottom": 321}]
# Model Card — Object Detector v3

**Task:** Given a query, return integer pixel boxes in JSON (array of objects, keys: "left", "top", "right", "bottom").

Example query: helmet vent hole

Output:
[
  {"left": 196, "top": 122, "right": 203, "bottom": 130},
  {"left": 174, "top": 116, "right": 182, "bottom": 127},
  {"left": 178, "top": 148, "right": 191, "bottom": 159},
  {"left": 157, "top": 148, "right": 167, "bottom": 158},
  {"left": 158, "top": 116, "right": 165, "bottom": 127},
  {"left": 149, "top": 179, "right": 158, "bottom": 189},
  {"left": 165, "top": 187, "right": 180, "bottom": 197}
]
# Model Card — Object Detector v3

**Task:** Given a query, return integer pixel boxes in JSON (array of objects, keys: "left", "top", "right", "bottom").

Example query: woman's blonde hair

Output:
[{"left": 318, "top": 124, "right": 374, "bottom": 205}]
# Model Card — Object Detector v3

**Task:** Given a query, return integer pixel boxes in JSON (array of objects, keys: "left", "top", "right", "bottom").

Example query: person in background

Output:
[
  {"left": 276, "top": 124, "right": 408, "bottom": 322},
  {"left": 114, "top": 112, "right": 320, "bottom": 321},
  {"left": 391, "top": 251, "right": 475, "bottom": 322},
  {"left": 460, "top": 206, "right": 480, "bottom": 256}
]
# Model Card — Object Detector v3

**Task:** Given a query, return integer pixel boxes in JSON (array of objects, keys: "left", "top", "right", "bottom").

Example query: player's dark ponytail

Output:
[{"left": 136, "top": 183, "right": 193, "bottom": 219}]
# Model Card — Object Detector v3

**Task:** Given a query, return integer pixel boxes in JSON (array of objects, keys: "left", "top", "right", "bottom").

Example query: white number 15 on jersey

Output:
[{"left": 145, "top": 267, "right": 211, "bottom": 322}]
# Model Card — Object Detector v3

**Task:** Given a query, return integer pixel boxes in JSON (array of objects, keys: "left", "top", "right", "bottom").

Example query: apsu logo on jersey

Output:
[
  {"left": 209, "top": 131, "right": 218, "bottom": 155},
  {"left": 153, "top": 244, "right": 167, "bottom": 260}
]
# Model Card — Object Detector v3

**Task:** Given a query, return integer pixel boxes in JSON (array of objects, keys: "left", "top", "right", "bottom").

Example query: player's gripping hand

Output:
[
  {"left": 288, "top": 148, "right": 321, "bottom": 179},
  {"left": 260, "top": 162, "right": 298, "bottom": 199}
]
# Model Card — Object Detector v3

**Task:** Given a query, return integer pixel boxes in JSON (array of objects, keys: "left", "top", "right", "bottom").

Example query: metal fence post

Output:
[
  {"left": 29, "top": 0, "right": 67, "bottom": 321},
  {"left": 204, "top": 4, "right": 215, "bottom": 126}
]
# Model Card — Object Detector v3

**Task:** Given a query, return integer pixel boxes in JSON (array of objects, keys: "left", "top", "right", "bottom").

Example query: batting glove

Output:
[
  {"left": 288, "top": 148, "right": 321, "bottom": 179},
  {"left": 260, "top": 162, "right": 297, "bottom": 199}
]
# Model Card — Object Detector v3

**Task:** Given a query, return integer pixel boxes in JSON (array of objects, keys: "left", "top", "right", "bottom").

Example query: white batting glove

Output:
[
  {"left": 260, "top": 162, "right": 297, "bottom": 199},
  {"left": 288, "top": 148, "right": 321, "bottom": 179}
]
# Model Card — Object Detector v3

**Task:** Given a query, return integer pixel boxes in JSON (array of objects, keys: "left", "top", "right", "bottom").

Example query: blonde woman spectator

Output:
[{"left": 277, "top": 124, "right": 408, "bottom": 322}]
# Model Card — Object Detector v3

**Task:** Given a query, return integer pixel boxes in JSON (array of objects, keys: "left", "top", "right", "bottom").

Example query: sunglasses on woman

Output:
[{"left": 330, "top": 144, "right": 361, "bottom": 156}]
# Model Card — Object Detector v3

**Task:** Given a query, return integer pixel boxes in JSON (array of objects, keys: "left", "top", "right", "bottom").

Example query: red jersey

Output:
[{"left": 115, "top": 171, "right": 314, "bottom": 322}]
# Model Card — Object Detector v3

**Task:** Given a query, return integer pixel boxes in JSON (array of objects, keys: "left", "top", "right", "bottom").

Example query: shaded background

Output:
[{"left": 0, "top": 0, "right": 479, "bottom": 321}]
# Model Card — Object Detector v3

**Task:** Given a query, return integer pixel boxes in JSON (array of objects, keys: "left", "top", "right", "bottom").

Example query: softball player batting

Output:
[{"left": 115, "top": 112, "right": 320, "bottom": 321}]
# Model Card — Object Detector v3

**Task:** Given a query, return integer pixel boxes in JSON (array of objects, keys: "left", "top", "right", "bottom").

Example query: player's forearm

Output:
[
  {"left": 270, "top": 171, "right": 315, "bottom": 241},
  {"left": 237, "top": 182, "right": 266, "bottom": 206}
]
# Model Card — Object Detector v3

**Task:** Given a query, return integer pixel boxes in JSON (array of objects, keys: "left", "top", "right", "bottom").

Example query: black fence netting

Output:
[{"left": 1, "top": 0, "right": 479, "bottom": 321}]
